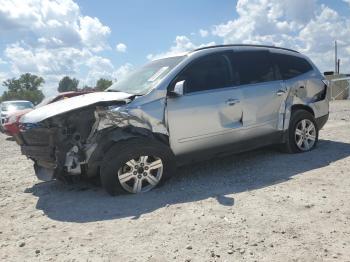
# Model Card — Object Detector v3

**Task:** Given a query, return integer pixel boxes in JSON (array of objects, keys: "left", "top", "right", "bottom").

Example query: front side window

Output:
[
  {"left": 180, "top": 53, "right": 234, "bottom": 94},
  {"left": 231, "top": 51, "right": 275, "bottom": 85},
  {"left": 271, "top": 53, "right": 313, "bottom": 80}
]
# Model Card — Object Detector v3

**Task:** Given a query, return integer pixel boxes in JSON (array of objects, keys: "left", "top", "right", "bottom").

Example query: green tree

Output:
[
  {"left": 58, "top": 76, "right": 79, "bottom": 92},
  {"left": 1, "top": 73, "right": 45, "bottom": 104},
  {"left": 79, "top": 85, "right": 95, "bottom": 92},
  {"left": 95, "top": 78, "right": 113, "bottom": 91}
]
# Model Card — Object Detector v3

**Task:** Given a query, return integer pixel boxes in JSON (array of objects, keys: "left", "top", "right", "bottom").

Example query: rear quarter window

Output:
[{"left": 271, "top": 53, "right": 313, "bottom": 80}]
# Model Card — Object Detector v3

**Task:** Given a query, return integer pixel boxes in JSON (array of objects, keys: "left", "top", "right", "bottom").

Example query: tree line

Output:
[{"left": 0, "top": 73, "right": 113, "bottom": 104}]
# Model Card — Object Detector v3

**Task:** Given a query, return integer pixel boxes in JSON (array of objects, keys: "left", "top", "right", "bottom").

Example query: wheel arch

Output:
[
  {"left": 282, "top": 103, "right": 316, "bottom": 139},
  {"left": 291, "top": 104, "right": 315, "bottom": 116},
  {"left": 86, "top": 126, "right": 170, "bottom": 177}
]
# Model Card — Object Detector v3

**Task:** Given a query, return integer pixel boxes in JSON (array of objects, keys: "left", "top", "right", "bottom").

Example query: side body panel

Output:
[
  {"left": 167, "top": 86, "right": 244, "bottom": 155},
  {"left": 239, "top": 80, "right": 287, "bottom": 139}
]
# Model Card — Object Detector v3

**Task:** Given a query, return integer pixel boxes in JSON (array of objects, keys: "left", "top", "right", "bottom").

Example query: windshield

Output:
[
  {"left": 1, "top": 101, "right": 34, "bottom": 112},
  {"left": 107, "top": 56, "right": 185, "bottom": 95},
  {"left": 35, "top": 96, "right": 55, "bottom": 108}
]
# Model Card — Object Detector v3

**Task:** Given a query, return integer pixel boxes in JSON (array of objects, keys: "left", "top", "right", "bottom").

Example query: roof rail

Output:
[{"left": 193, "top": 44, "right": 299, "bottom": 54}]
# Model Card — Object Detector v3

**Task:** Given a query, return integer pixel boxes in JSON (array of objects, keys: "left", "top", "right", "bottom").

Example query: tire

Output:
[
  {"left": 283, "top": 110, "right": 319, "bottom": 153},
  {"left": 100, "top": 137, "right": 176, "bottom": 195}
]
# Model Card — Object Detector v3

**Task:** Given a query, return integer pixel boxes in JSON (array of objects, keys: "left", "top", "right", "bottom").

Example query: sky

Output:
[{"left": 0, "top": 0, "right": 350, "bottom": 96}]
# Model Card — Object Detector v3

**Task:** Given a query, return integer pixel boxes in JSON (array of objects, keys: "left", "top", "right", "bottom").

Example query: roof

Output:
[
  {"left": 193, "top": 44, "right": 299, "bottom": 54},
  {"left": 1, "top": 100, "right": 33, "bottom": 104},
  {"left": 150, "top": 44, "right": 299, "bottom": 61}
]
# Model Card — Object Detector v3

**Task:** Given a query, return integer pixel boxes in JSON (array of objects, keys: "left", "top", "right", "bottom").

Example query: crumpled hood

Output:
[{"left": 20, "top": 91, "right": 133, "bottom": 124}]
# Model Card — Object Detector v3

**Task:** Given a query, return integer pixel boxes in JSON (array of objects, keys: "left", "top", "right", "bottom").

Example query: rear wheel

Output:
[
  {"left": 284, "top": 110, "right": 319, "bottom": 153},
  {"left": 100, "top": 138, "right": 176, "bottom": 195}
]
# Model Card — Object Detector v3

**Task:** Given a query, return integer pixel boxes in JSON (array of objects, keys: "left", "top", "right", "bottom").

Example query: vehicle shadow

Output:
[{"left": 26, "top": 139, "right": 350, "bottom": 223}]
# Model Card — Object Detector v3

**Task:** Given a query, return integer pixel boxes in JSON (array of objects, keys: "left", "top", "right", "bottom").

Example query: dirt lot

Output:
[{"left": 0, "top": 101, "right": 350, "bottom": 262}]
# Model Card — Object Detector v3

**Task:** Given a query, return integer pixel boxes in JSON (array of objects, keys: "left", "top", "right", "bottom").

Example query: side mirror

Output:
[{"left": 169, "top": 80, "right": 185, "bottom": 97}]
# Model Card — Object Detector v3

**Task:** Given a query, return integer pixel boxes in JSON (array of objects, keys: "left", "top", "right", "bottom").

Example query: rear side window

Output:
[
  {"left": 271, "top": 53, "right": 313, "bottom": 80},
  {"left": 230, "top": 51, "right": 275, "bottom": 85},
  {"left": 180, "top": 53, "right": 234, "bottom": 93}
]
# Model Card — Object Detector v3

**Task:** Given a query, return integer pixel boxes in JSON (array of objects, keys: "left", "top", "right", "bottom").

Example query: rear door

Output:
[
  {"left": 230, "top": 51, "right": 287, "bottom": 137},
  {"left": 166, "top": 51, "right": 245, "bottom": 155}
]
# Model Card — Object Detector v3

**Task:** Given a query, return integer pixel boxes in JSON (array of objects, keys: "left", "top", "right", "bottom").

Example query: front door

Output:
[{"left": 166, "top": 51, "right": 245, "bottom": 155}]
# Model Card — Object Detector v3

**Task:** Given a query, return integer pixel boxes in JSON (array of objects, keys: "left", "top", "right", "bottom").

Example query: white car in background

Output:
[{"left": 0, "top": 100, "right": 34, "bottom": 133}]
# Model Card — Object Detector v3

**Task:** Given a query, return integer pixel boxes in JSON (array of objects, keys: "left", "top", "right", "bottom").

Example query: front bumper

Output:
[
  {"left": 34, "top": 164, "right": 55, "bottom": 181},
  {"left": 18, "top": 126, "right": 58, "bottom": 181},
  {"left": 21, "top": 145, "right": 56, "bottom": 165}
]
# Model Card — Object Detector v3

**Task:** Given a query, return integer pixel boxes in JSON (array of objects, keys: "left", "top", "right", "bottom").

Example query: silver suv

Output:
[{"left": 19, "top": 45, "right": 329, "bottom": 195}]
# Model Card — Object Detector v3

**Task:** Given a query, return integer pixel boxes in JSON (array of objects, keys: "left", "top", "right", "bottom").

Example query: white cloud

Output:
[
  {"left": 79, "top": 16, "right": 111, "bottom": 52},
  {"left": 5, "top": 43, "right": 90, "bottom": 75},
  {"left": 81, "top": 62, "right": 133, "bottom": 87},
  {"left": 199, "top": 29, "right": 209, "bottom": 37},
  {"left": 113, "top": 63, "right": 133, "bottom": 80},
  {"left": 147, "top": 36, "right": 215, "bottom": 60},
  {"left": 0, "top": 72, "right": 9, "bottom": 84},
  {"left": 83, "top": 55, "right": 115, "bottom": 86},
  {"left": 0, "top": 0, "right": 114, "bottom": 96},
  {"left": 211, "top": 0, "right": 350, "bottom": 73},
  {"left": 116, "top": 43, "right": 127, "bottom": 53}
]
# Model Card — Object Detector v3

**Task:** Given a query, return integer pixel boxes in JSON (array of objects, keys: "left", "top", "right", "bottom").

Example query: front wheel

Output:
[
  {"left": 283, "top": 110, "right": 319, "bottom": 153},
  {"left": 100, "top": 138, "right": 176, "bottom": 195}
]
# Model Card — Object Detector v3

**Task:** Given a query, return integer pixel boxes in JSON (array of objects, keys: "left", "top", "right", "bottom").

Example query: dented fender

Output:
[
  {"left": 280, "top": 75, "right": 330, "bottom": 131},
  {"left": 97, "top": 97, "right": 169, "bottom": 136}
]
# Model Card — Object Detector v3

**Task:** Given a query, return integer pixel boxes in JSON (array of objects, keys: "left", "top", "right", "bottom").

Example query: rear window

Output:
[
  {"left": 271, "top": 53, "right": 313, "bottom": 80},
  {"left": 231, "top": 51, "right": 275, "bottom": 85},
  {"left": 1, "top": 101, "right": 34, "bottom": 111}
]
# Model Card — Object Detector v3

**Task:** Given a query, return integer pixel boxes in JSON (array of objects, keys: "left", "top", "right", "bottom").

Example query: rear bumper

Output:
[{"left": 316, "top": 113, "right": 329, "bottom": 130}]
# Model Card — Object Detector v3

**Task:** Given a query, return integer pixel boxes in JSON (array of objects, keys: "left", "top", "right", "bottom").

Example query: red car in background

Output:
[{"left": 2, "top": 91, "right": 93, "bottom": 137}]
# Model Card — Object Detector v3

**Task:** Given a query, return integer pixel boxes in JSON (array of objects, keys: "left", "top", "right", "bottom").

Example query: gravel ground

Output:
[{"left": 0, "top": 101, "right": 350, "bottom": 262}]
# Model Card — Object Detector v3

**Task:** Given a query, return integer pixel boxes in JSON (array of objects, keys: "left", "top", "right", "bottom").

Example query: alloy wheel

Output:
[
  {"left": 294, "top": 119, "right": 317, "bottom": 151},
  {"left": 117, "top": 155, "right": 163, "bottom": 194}
]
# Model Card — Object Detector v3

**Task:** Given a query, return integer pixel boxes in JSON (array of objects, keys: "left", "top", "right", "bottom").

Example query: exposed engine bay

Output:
[
  {"left": 19, "top": 101, "right": 122, "bottom": 181},
  {"left": 18, "top": 91, "right": 170, "bottom": 182}
]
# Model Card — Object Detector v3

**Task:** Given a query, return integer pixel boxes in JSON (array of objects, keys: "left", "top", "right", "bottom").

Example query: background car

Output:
[
  {"left": 2, "top": 91, "right": 93, "bottom": 137},
  {"left": 0, "top": 100, "right": 34, "bottom": 134}
]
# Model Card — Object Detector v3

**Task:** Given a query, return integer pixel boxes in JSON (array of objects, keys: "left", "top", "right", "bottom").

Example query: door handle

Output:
[
  {"left": 226, "top": 98, "right": 240, "bottom": 106},
  {"left": 276, "top": 89, "right": 286, "bottom": 96}
]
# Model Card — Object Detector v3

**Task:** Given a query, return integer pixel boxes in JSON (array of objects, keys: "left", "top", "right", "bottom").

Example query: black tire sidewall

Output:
[
  {"left": 287, "top": 110, "right": 319, "bottom": 153},
  {"left": 100, "top": 138, "right": 176, "bottom": 195}
]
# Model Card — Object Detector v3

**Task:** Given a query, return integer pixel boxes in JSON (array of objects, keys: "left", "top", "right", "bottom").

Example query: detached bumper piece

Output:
[{"left": 19, "top": 127, "right": 58, "bottom": 180}]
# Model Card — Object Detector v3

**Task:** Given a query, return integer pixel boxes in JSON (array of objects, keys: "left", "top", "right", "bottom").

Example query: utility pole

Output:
[{"left": 335, "top": 40, "right": 338, "bottom": 74}]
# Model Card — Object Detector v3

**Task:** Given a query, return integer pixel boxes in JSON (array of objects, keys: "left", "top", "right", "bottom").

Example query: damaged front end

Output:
[
  {"left": 19, "top": 105, "right": 114, "bottom": 181},
  {"left": 18, "top": 92, "right": 169, "bottom": 182}
]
